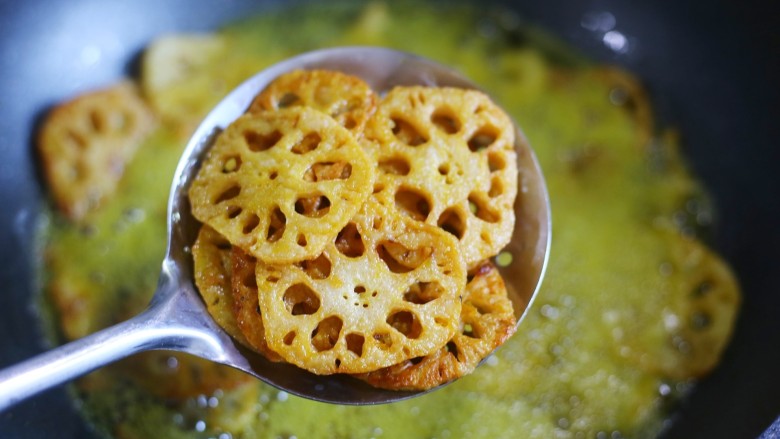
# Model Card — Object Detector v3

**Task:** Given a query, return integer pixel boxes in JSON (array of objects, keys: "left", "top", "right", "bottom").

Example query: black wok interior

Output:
[{"left": 0, "top": 0, "right": 778, "bottom": 437}]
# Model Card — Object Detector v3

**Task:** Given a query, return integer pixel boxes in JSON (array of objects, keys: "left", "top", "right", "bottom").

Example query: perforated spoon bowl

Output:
[{"left": 0, "top": 47, "right": 550, "bottom": 410}]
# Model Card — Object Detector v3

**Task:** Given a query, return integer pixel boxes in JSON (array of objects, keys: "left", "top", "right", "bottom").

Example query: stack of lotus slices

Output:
[{"left": 189, "top": 69, "right": 521, "bottom": 390}]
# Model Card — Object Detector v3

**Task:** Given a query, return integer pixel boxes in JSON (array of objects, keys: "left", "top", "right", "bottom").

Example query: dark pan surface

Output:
[{"left": 0, "top": 0, "right": 778, "bottom": 437}]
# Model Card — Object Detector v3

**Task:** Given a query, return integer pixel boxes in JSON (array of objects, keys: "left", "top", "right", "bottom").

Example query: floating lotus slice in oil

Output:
[
  {"left": 357, "top": 261, "right": 516, "bottom": 390},
  {"left": 256, "top": 200, "right": 465, "bottom": 375},
  {"left": 364, "top": 86, "right": 518, "bottom": 266},
  {"left": 249, "top": 69, "right": 378, "bottom": 135},
  {"left": 615, "top": 229, "right": 740, "bottom": 379},
  {"left": 38, "top": 82, "right": 156, "bottom": 221},
  {"left": 189, "top": 107, "right": 375, "bottom": 264}
]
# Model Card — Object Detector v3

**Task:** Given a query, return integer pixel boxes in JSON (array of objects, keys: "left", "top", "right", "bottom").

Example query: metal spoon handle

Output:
[
  {"left": 0, "top": 307, "right": 161, "bottom": 411},
  {"left": 0, "top": 263, "right": 226, "bottom": 411}
]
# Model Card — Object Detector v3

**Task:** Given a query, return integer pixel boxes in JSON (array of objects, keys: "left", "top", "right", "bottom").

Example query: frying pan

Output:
[{"left": 0, "top": 0, "right": 777, "bottom": 437}]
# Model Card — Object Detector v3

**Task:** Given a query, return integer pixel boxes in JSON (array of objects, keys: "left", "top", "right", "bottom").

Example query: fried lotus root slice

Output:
[
  {"left": 248, "top": 69, "right": 378, "bottom": 135},
  {"left": 364, "top": 86, "right": 518, "bottom": 265},
  {"left": 647, "top": 235, "right": 740, "bottom": 379},
  {"left": 38, "top": 82, "right": 155, "bottom": 221},
  {"left": 189, "top": 106, "right": 375, "bottom": 264},
  {"left": 256, "top": 200, "right": 465, "bottom": 375},
  {"left": 230, "top": 247, "right": 283, "bottom": 362},
  {"left": 357, "top": 261, "right": 516, "bottom": 390},
  {"left": 192, "top": 225, "right": 248, "bottom": 346}
]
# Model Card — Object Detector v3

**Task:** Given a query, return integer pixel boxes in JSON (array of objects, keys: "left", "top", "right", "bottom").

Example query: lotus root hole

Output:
[
  {"left": 387, "top": 310, "right": 422, "bottom": 339},
  {"left": 469, "top": 193, "right": 500, "bottom": 223},
  {"left": 245, "top": 129, "right": 282, "bottom": 152},
  {"left": 354, "top": 285, "right": 366, "bottom": 294},
  {"left": 242, "top": 269, "right": 257, "bottom": 288},
  {"left": 68, "top": 162, "right": 86, "bottom": 181},
  {"left": 277, "top": 92, "right": 301, "bottom": 108},
  {"left": 214, "top": 184, "right": 241, "bottom": 204},
  {"left": 446, "top": 341, "right": 460, "bottom": 360},
  {"left": 468, "top": 263, "right": 493, "bottom": 284},
  {"left": 394, "top": 187, "right": 431, "bottom": 221},
  {"left": 242, "top": 213, "right": 260, "bottom": 234},
  {"left": 431, "top": 107, "right": 461, "bottom": 134},
  {"left": 283, "top": 283, "right": 321, "bottom": 316},
  {"left": 373, "top": 332, "right": 393, "bottom": 349},
  {"left": 345, "top": 333, "right": 365, "bottom": 357},
  {"left": 291, "top": 132, "right": 321, "bottom": 154},
  {"left": 693, "top": 280, "right": 713, "bottom": 297},
  {"left": 269, "top": 170, "right": 278, "bottom": 180},
  {"left": 266, "top": 206, "right": 286, "bottom": 242},
  {"left": 105, "top": 109, "right": 131, "bottom": 133},
  {"left": 295, "top": 194, "right": 331, "bottom": 218},
  {"left": 341, "top": 118, "right": 356, "bottom": 131},
  {"left": 283, "top": 331, "right": 296, "bottom": 345},
  {"left": 391, "top": 116, "right": 427, "bottom": 146},
  {"left": 311, "top": 316, "right": 343, "bottom": 352},
  {"left": 437, "top": 207, "right": 466, "bottom": 240},
  {"left": 334, "top": 222, "right": 365, "bottom": 257},
  {"left": 295, "top": 254, "right": 332, "bottom": 280},
  {"left": 214, "top": 237, "right": 232, "bottom": 251},
  {"left": 222, "top": 156, "right": 241, "bottom": 173},
  {"left": 227, "top": 206, "right": 243, "bottom": 219},
  {"left": 88, "top": 110, "right": 105, "bottom": 133},
  {"left": 438, "top": 163, "right": 450, "bottom": 176},
  {"left": 304, "top": 161, "right": 352, "bottom": 182},
  {"left": 378, "top": 156, "right": 411, "bottom": 176},
  {"left": 488, "top": 150, "right": 508, "bottom": 172},
  {"left": 66, "top": 130, "right": 87, "bottom": 149},
  {"left": 489, "top": 176, "right": 504, "bottom": 197},
  {"left": 377, "top": 241, "right": 432, "bottom": 274},
  {"left": 435, "top": 316, "right": 451, "bottom": 327},
  {"left": 463, "top": 322, "right": 479, "bottom": 338},
  {"left": 468, "top": 126, "right": 499, "bottom": 151},
  {"left": 691, "top": 311, "right": 712, "bottom": 331},
  {"left": 403, "top": 281, "right": 444, "bottom": 305},
  {"left": 297, "top": 233, "right": 308, "bottom": 247}
]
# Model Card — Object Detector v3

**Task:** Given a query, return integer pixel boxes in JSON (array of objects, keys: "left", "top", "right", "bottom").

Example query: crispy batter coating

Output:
[
  {"left": 230, "top": 247, "right": 283, "bottom": 362},
  {"left": 256, "top": 200, "right": 465, "bottom": 375},
  {"left": 188, "top": 107, "right": 375, "bottom": 264},
  {"left": 38, "top": 82, "right": 155, "bottom": 220},
  {"left": 192, "top": 225, "right": 248, "bottom": 345},
  {"left": 249, "top": 69, "right": 377, "bottom": 135},
  {"left": 364, "top": 86, "right": 518, "bottom": 266},
  {"left": 357, "top": 261, "right": 516, "bottom": 390},
  {"left": 189, "top": 76, "right": 522, "bottom": 384}
]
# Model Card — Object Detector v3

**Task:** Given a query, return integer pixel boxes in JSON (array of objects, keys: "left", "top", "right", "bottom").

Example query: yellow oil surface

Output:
[{"left": 40, "top": 2, "right": 740, "bottom": 438}]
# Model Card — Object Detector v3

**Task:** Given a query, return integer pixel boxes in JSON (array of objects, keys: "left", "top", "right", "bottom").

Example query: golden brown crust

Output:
[
  {"left": 363, "top": 86, "right": 518, "bottom": 265},
  {"left": 256, "top": 200, "right": 465, "bottom": 375},
  {"left": 38, "top": 82, "right": 155, "bottom": 221},
  {"left": 230, "top": 246, "right": 284, "bottom": 362},
  {"left": 356, "top": 261, "right": 516, "bottom": 390},
  {"left": 192, "top": 225, "right": 248, "bottom": 345},
  {"left": 248, "top": 69, "right": 377, "bottom": 135},
  {"left": 188, "top": 107, "right": 375, "bottom": 264}
]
